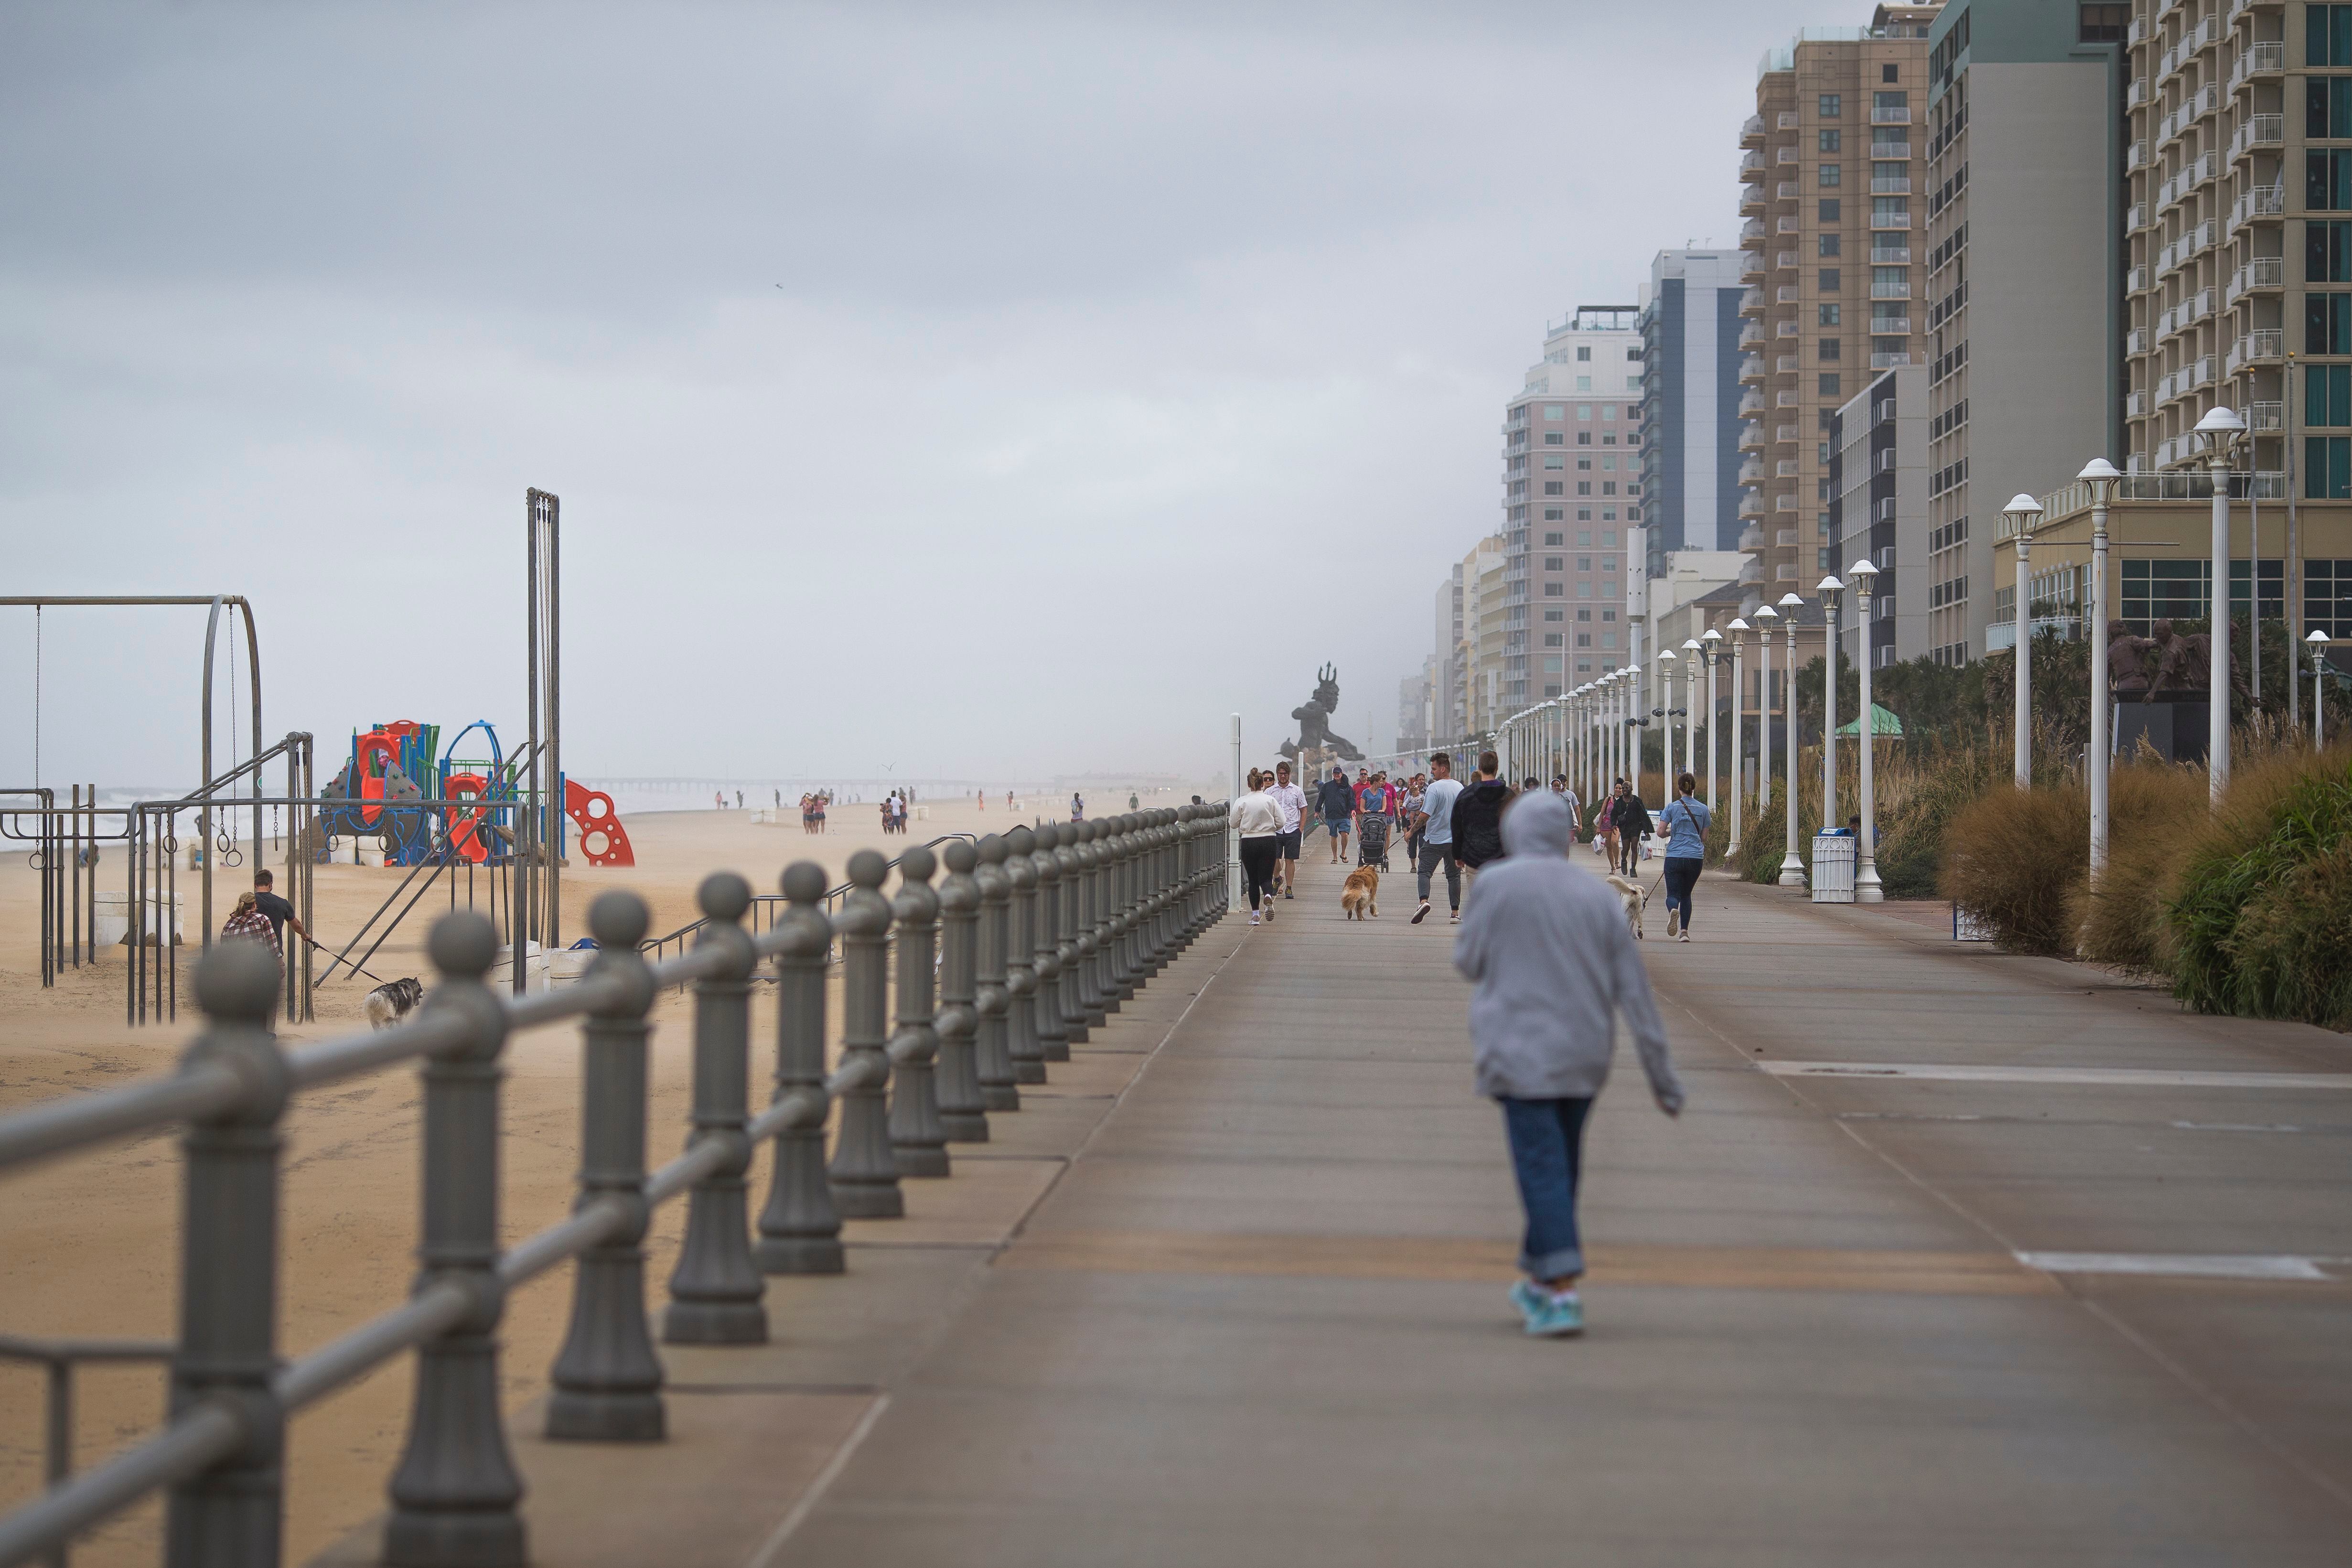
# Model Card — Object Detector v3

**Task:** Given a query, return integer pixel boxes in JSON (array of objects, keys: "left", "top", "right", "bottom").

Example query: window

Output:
[
  {"left": 1602, "top": 433, "right": 1617, "bottom": 445},
  {"left": 1577, "top": 404, "right": 1592, "bottom": 420},
  {"left": 1600, "top": 455, "right": 1615, "bottom": 471},
  {"left": 1543, "top": 454, "right": 1565, "bottom": 469},
  {"left": 1820, "top": 234, "right": 1842, "bottom": 258},
  {"left": 2316, "top": 79, "right": 2352, "bottom": 141},
  {"left": 2309, "top": 558, "right": 2352, "bottom": 635},
  {"left": 1601, "top": 531, "right": 1617, "bottom": 546},
  {"left": 1820, "top": 373, "right": 1842, "bottom": 396},
  {"left": 1576, "top": 376, "right": 1592, "bottom": 390},
  {"left": 1820, "top": 267, "right": 1842, "bottom": 290},
  {"left": 1577, "top": 431, "right": 1591, "bottom": 444},
  {"left": 1601, "top": 482, "right": 1617, "bottom": 495},
  {"left": 1546, "top": 481, "right": 1567, "bottom": 495},
  {"left": 1544, "top": 632, "right": 1565, "bottom": 647},
  {"left": 1819, "top": 129, "right": 1842, "bottom": 152},
  {"left": 2309, "top": 435, "right": 2352, "bottom": 497},
  {"left": 1575, "top": 608, "right": 1592, "bottom": 621},
  {"left": 1543, "top": 507, "right": 1564, "bottom": 520},
  {"left": 2314, "top": 5, "right": 2352, "bottom": 69},
  {"left": 1575, "top": 482, "right": 1590, "bottom": 495},
  {"left": 1543, "top": 530, "right": 1566, "bottom": 546},
  {"left": 1543, "top": 431, "right": 1563, "bottom": 444},
  {"left": 1545, "top": 608, "right": 1566, "bottom": 621},
  {"left": 2122, "top": 558, "right": 2211, "bottom": 626},
  {"left": 2078, "top": 3, "right": 2127, "bottom": 43},
  {"left": 1819, "top": 302, "right": 1842, "bottom": 326},
  {"left": 1820, "top": 198, "right": 1842, "bottom": 221},
  {"left": 1575, "top": 556, "right": 1592, "bottom": 571},
  {"left": 1545, "top": 556, "right": 1566, "bottom": 570},
  {"left": 1577, "top": 582, "right": 1594, "bottom": 598},
  {"left": 1874, "top": 91, "right": 1908, "bottom": 110},
  {"left": 1601, "top": 557, "right": 1616, "bottom": 573},
  {"left": 2311, "top": 221, "right": 2352, "bottom": 281},
  {"left": 1820, "top": 93, "right": 1843, "bottom": 117},
  {"left": 1627, "top": 376, "right": 1642, "bottom": 391},
  {"left": 1819, "top": 337, "right": 1842, "bottom": 360},
  {"left": 2309, "top": 292, "right": 2352, "bottom": 354},
  {"left": 1872, "top": 195, "right": 1909, "bottom": 222},
  {"left": 1576, "top": 346, "right": 1592, "bottom": 362},
  {"left": 1544, "top": 582, "right": 1565, "bottom": 597},
  {"left": 2310, "top": 150, "right": 2352, "bottom": 211},
  {"left": 1576, "top": 458, "right": 1592, "bottom": 471},
  {"left": 1574, "top": 633, "right": 1591, "bottom": 647},
  {"left": 1874, "top": 265, "right": 1910, "bottom": 293},
  {"left": 1577, "top": 507, "right": 1592, "bottom": 520},
  {"left": 1819, "top": 163, "right": 1842, "bottom": 187},
  {"left": 1882, "top": 64, "right": 1901, "bottom": 84},
  {"left": 2312, "top": 365, "right": 2352, "bottom": 426},
  {"left": 1544, "top": 404, "right": 1564, "bottom": 419}
]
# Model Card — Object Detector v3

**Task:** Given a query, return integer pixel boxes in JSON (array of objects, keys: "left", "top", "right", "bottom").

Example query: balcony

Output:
[
  {"left": 2250, "top": 400, "right": 2283, "bottom": 431},
  {"left": 1870, "top": 175, "right": 1913, "bottom": 194},
  {"left": 1740, "top": 252, "right": 1765, "bottom": 281},
  {"left": 1738, "top": 457, "right": 1765, "bottom": 485},
  {"left": 1870, "top": 246, "right": 1911, "bottom": 265},
  {"left": 1776, "top": 353, "right": 1800, "bottom": 373},
  {"left": 1871, "top": 107, "right": 1912, "bottom": 125},
  {"left": 1776, "top": 425, "right": 1800, "bottom": 444},
  {"left": 1740, "top": 353, "right": 1767, "bottom": 384},
  {"left": 2127, "top": 15, "right": 2148, "bottom": 45},
  {"left": 1869, "top": 211, "right": 1913, "bottom": 230},
  {"left": 1742, "top": 113, "right": 1767, "bottom": 147},
  {"left": 2126, "top": 78, "right": 2148, "bottom": 109},
  {"left": 1870, "top": 140, "right": 1912, "bottom": 161},
  {"left": 1778, "top": 111, "right": 1801, "bottom": 130},
  {"left": 1739, "top": 490, "right": 1765, "bottom": 518},
  {"left": 1777, "top": 215, "right": 1801, "bottom": 233},
  {"left": 2239, "top": 327, "right": 2285, "bottom": 365},
  {"left": 1741, "top": 184, "right": 1767, "bottom": 216},
  {"left": 2245, "top": 254, "right": 2285, "bottom": 290},
  {"left": 2126, "top": 140, "right": 2148, "bottom": 171},
  {"left": 1777, "top": 181, "right": 1800, "bottom": 201},
  {"left": 2126, "top": 389, "right": 2148, "bottom": 417},
  {"left": 2127, "top": 201, "right": 2149, "bottom": 232},
  {"left": 1740, "top": 285, "right": 1765, "bottom": 315},
  {"left": 1739, "top": 388, "right": 1765, "bottom": 417},
  {"left": 1740, "top": 149, "right": 1766, "bottom": 176},
  {"left": 1738, "top": 525, "right": 1766, "bottom": 552},
  {"left": 1775, "top": 389, "right": 1799, "bottom": 407},
  {"left": 1776, "top": 528, "right": 1799, "bottom": 546},
  {"left": 2190, "top": 150, "right": 2219, "bottom": 188},
  {"left": 1741, "top": 216, "right": 1766, "bottom": 245},
  {"left": 2126, "top": 326, "right": 2149, "bottom": 354},
  {"left": 1869, "top": 351, "right": 1916, "bottom": 368},
  {"left": 1774, "top": 494, "right": 1800, "bottom": 511},
  {"left": 1870, "top": 316, "right": 1912, "bottom": 335},
  {"left": 2250, "top": 182, "right": 2284, "bottom": 216},
  {"left": 1740, "top": 322, "right": 1762, "bottom": 350},
  {"left": 2244, "top": 40, "right": 2286, "bottom": 78},
  {"left": 1776, "top": 250, "right": 1801, "bottom": 270},
  {"left": 1775, "top": 320, "right": 1800, "bottom": 337},
  {"left": 1740, "top": 419, "right": 1766, "bottom": 451},
  {"left": 1775, "top": 458, "right": 1800, "bottom": 478},
  {"left": 1870, "top": 279, "right": 1912, "bottom": 299},
  {"left": 2191, "top": 354, "right": 2216, "bottom": 389},
  {"left": 2158, "top": 306, "right": 2177, "bottom": 339},
  {"left": 1776, "top": 147, "right": 1799, "bottom": 165},
  {"left": 2127, "top": 265, "right": 2149, "bottom": 293},
  {"left": 2245, "top": 112, "right": 2285, "bottom": 149},
  {"left": 1776, "top": 284, "right": 1800, "bottom": 303}
]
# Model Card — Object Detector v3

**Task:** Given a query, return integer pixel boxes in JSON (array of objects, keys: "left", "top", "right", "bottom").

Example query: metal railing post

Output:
[
  {"left": 1072, "top": 823, "right": 1105, "bottom": 1030},
  {"left": 933, "top": 840, "right": 990, "bottom": 1142},
  {"left": 1002, "top": 826, "right": 1046, "bottom": 1085},
  {"left": 1147, "top": 811, "right": 1173, "bottom": 972},
  {"left": 971, "top": 835, "right": 1020, "bottom": 1111},
  {"left": 884, "top": 847, "right": 949, "bottom": 1178},
  {"left": 546, "top": 892, "right": 665, "bottom": 1441},
  {"left": 166, "top": 941, "right": 290, "bottom": 1568},
  {"left": 663, "top": 873, "right": 767, "bottom": 1344},
  {"left": 1106, "top": 817, "right": 1137, "bottom": 1003},
  {"left": 827, "top": 850, "right": 903, "bottom": 1216},
  {"left": 755, "top": 862, "right": 843, "bottom": 1273},
  {"left": 384, "top": 911, "right": 526, "bottom": 1567},
  {"left": 1053, "top": 829, "right": 1086, "bottom": 1048},
  {"left": 1029, "top": 825, "right": 1069, "bottom": 1064}
]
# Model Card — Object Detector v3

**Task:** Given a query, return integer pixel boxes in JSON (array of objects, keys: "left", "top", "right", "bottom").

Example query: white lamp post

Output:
[
  {"left": 1751, "top": 601, "right": 1778, "bottom": 825},
  {"left": 2003, "top": 492, "right": 2044, "bottom": 789},
  {"left": 2195, "top": 404, "right": 2245, "bottom": 806},
  {"left": 2079, "top": 459, "right": 2121, "bottom": 878},
  {"left": 1848, "top": 558, "right": 1883, "bottom": 902},
  {"left": 1702, "top": 627, "right": 1724, "bottom": 811},
  {"left": 1818, "top": 576, "right": 1845, "bottom": 849},
  {"left": 1657, "top": 647, "right": 1678, "bottom": 794},
  {"left": 1776, "top": 591, "right": 1805, "bottom": 886},
  {"left": 2311, "top": 631, "right": 2331, "bottom": 750},
  {"left": 1680, "top": 638, "right": 1703, "bottom": 785},
  {"left": 1726, "top": 618, "right": 1749, "bottom": 857}
]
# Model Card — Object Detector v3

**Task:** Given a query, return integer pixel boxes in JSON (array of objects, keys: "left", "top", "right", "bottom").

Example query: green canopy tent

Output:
[{"left": 1836, "top": 703, "right": 1904, "bottom": 740}]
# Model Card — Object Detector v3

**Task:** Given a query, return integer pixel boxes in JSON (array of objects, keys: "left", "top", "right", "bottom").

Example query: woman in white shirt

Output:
[{"left": 1230, "top": 769, "right": 1286, "bottom": 926}]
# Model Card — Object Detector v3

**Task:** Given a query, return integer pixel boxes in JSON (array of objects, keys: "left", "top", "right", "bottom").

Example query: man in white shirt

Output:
[
  {"left": 1410, "top": 751, "right": 1466, "bottom": 925},
  {"left": 1265, "top": 761, "right": 1308, "bottom": 900}
]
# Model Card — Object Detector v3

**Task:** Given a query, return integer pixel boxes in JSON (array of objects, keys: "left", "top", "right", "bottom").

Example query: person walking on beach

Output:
[
  {"left": 1657, "top": 771, "right": 1711, "bottom": 941},
  {"left": 1317, "top": 764, "right": 1354, "bottom": 863},
  {"left": 1409, "top": 752, "right": 1463, "bottom": 924},
  {"left": 220, "top": 890, "right": 284, "bottom": 1030},
  {"left": 1449, "top": 751, "right": 1513, "bottom": 896},
  {"left": 1453, "top": 790, "right": 1683, "bottom": 1336},
  {"left": 1071, "top": 792, "right": 1085, "bottom": 821},
  {"left": 1266, "top": 761, "right": 1308, "bottom": 899},
  {"left": 1232, "top": 768, "right": 1285, "bottom": 926}
]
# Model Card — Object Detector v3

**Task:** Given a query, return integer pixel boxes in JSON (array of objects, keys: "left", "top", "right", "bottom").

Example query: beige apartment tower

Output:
[{"left": 1739, "top": 6, "right": 1942, "bottom": 597}]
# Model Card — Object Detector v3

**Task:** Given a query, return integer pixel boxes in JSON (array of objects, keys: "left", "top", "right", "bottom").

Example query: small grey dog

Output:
[{"left": 364, "top": 977, "right": 425, "bottom": 1030}]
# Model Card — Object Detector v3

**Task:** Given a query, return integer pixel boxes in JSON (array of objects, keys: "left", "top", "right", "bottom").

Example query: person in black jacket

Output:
[
  {"left": 1608, "top": 782, "right": 1652, "bottom": 876},
  {"left": 1450, "top": 750, "right": 1515, "bottom": 893}
]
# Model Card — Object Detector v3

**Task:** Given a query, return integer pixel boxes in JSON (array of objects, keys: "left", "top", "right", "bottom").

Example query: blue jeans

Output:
[
  {"left": 1499, "top": 1096, "right": 1593, "bottom": 1280},
  {"left": 1662, "top": 856, "right": 1703, "bottom": 931}
]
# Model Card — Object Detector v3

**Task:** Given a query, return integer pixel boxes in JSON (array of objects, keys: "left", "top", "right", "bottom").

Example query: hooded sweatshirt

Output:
[
  {"left": 1449, "top": 777, "right": 1514, "bottom": 867},
  {"left": 1450, "top": 791, "right": 1683, "bottom": 1108}
]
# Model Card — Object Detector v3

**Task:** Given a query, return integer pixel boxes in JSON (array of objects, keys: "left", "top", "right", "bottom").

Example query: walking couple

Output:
[{"left": 1407, "top": 750, "right": 1512, "bottom": 927}]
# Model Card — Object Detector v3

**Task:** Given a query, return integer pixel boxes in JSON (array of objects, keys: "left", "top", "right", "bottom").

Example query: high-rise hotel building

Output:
[
  {"left": 1737, "top": 7, "right": 1943, "bottom": 595},
  {"left": 1638, "top": 248, "right": 1748, "bottom": 580},
  {"left": 1500, "top": 308, "right": 1646, "bottom": 699}
]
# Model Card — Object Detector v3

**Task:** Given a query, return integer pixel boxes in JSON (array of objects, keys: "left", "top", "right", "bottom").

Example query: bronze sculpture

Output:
[{"left": 1281, "top": 664, "right": 1364, "bottom": 763}]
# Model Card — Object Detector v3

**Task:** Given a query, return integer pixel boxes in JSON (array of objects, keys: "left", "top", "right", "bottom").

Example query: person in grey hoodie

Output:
[{"left": 1452, "top": 789, "right": 1685, "bottom": 1338}]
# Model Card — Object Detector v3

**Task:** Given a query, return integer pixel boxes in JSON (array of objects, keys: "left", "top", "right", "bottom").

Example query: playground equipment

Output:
[{"left": 566, "top": 778, "right": 634, "bottom": 866}]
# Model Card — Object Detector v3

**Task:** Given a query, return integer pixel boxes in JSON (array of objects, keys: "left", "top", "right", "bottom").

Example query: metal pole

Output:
[
  {"left": 663, "top": 874, "right": 768, "bottom": 1343},
  {"left": 884, "top": 845, "right": 950, "bottom": 1178},
  {"left": 2016, "top": 528, "right": 2033, "bottom": 789},
  {"left": 1780, "top": 609, "right": 1803, "bottom": 886},
  {"left": 545, "top": 891, "right": 665, "bottom": 1441},
  {"left": 2089, "top": 477, "right": 2114, "bottom": 877},
  {"left": 2208, "top": 441, "right": 2233, "bottom": 804},
  {"left": 2288, "top": 352, "right": 2302, "bottom": 732},
  {"left": 1728, "top": 629, "right": 1745, "bottom": 857},
  {"left": 383, "top": 912, "right": 527, "bottom": 1565},
  {"left": 1824, "top": 586, "right": 1841, "bottom": 833},
  {"left": 754, "top": 861, "right": 844, "bottom": 1274},
  {"left": 827, "top": 850, "right": 904, "bottom": 1218},
  {"left": 1854, "top": 579, "right": 1882, "bottom": 902}
]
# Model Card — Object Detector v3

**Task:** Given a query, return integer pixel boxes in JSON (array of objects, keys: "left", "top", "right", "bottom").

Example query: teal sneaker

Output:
[
  {"left": 1524, "top": 1289, "right": 1584, "bottom": 1339},
  {"left": 1508, "top": 1278, "right": 1545, "bottom": 1328}
]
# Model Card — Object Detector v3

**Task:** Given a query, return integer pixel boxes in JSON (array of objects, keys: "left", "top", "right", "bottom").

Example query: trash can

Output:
[{"left": 1810, "top": 829, "right": 1856, "bottom": 903}]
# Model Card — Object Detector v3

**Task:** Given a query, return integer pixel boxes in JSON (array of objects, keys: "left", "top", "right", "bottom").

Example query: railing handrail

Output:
[{"left": 0, "top": 805, "right": 1233, "bottom": 1568}]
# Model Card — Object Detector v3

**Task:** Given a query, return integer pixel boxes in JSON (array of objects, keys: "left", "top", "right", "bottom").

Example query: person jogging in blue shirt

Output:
[{"left": 1656, "top": 771, "right": 1710, "bottom": 942}]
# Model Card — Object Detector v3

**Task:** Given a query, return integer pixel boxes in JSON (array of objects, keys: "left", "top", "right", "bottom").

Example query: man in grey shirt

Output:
[
  {"left": 1409, "top": 751, "right": 1464, "bottom": 925},
  {"left": 1452, "top": 789, "right": 1683, "bottom": 1337}
]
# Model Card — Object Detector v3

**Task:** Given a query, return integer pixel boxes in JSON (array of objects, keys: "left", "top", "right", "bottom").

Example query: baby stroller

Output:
[{"left": 1357, "top": 812, "right": 1393, "bottom": 871}]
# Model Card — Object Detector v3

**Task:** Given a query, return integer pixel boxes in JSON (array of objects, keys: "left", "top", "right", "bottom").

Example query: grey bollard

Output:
[
  {"left": 1001, "top": 826, "right": 1046, "bottom": 1085},
  {"left": 385, "top": 912, "right": 526, "bottom": 1567},
  {"left": 664, "top": 873, "right": 767, "bottom": 1344},
  {"left": 167, "top": 940, "right": 290, "bottom": 1568},
  {"left": 971, "top": 835, "right": 1020, "bottom": 1112},
  {"left": 1132, "top": 815, "right": 1160, "bottom": 980},
  {"left": 1029, "top": 825, "right": 1070, "bottom": 1063},
  {"left": 1095, "top": 819, "right": 1125, "bottom": 1010},
  {"left": 827, "top": 849, "right": 903, "bottom": 1217},
  {"left": 1114, "top": 815, "right": 1142, "bottom": 998},
  {"left": 546, "top": 892, "right": 665, "bottom": 1442},
  {"left": 1154, "top": 810, "right": 1180, "bottom": 966},
  {"left": 755, "top": 862, "right": 843, "bottom": 1274},
  {"left": 1053, "top": 829, "right": 1087, "bottom": 1048},
  {"left": 885, "top": 846, "right": 950, "bottom": 1178},
  {"left": 934, "top": 840, "right": 990, "bottom": 1140},
  {"left": 1074, "top": 823, "right": 1106, "bottom": 1027}
]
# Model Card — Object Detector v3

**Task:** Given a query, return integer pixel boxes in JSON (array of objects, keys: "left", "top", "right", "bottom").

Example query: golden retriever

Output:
[
  {"left": 1603, "top": 872, "right": 1648, "bottom": 939},
  {"left": 1341, "top": 865, "right": 1379, "bottom": 920}
]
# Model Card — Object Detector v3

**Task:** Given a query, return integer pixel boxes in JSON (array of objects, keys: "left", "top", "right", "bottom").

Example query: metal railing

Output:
[{"left": 0, "top": 805, "right": 1231, "bottom": 1568}]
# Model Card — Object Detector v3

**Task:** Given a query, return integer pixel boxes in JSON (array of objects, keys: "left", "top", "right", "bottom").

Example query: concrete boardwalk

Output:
[{"left": 339, "top": 847, "right": 2352, "bottom": 1566}]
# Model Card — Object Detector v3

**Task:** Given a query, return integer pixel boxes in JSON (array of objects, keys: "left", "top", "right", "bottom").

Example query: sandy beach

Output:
[{"left": 0, "top": 784, "right": 1205, "bottom": 1566}]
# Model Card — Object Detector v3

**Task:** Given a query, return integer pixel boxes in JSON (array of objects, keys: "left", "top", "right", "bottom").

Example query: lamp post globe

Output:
[
  {"left": 1774, "top": 591, "right": 1805, "bottom": 886},
  {"left": 2194, "top": 406, "right": 2245, "bottom": 806},
  {"left": 2078, "top": 458, "right": 2122, "bottom": 876},
  {"left": 2002, "top": 493, "right": 2045, "bottom": 790}
]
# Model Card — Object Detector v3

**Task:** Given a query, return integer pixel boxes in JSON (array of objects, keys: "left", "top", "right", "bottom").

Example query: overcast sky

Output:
[{"left": 4, "top": 0, "right": 1836, "bottom": 791}]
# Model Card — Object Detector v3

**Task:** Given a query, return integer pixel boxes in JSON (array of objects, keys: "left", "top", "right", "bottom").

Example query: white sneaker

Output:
[{"left": 1249, "top": 910, "right": 1261, "bottom": 926}]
